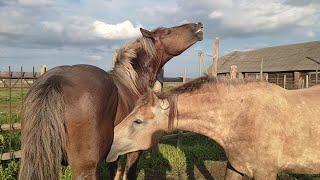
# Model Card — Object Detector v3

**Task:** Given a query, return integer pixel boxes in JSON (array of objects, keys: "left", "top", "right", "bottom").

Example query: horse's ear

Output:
[{"left": 140, "top": 28, "right": 154, "bottom": 39}]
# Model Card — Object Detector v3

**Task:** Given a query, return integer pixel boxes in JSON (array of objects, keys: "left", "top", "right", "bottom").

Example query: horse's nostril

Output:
[{"left": 198, "top": 22, "right": 203, "bottom": 28}]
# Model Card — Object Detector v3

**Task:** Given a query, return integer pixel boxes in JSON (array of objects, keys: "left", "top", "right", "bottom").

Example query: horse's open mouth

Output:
[
  {"left": 195, "top": 23, "right": 204, "bottom": 41},
  {"left": 195, "top": 27, "right": 203, "bottom": 34},
  {"left": 196, "top": 28, "right": 203, "bottom": 41}
]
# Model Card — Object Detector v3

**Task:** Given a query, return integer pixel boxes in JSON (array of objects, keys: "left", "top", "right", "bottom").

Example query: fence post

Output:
[
  {"left": 306, "top": 75, "right": 309, "bottom": 88},
  {"left": 230, "top": 65, "right": 237, "bottom": 79},
  {"left": 198, "top": 51, "right": 204, "bottom": 77},
  {"left": 211, "top": 37, "right": 219, "bottom": 78},
  {"left": 294, "top": 72, "right": 301, "bottom": 89},
  {"left": 316, "top": 66, "right": 318, "bottom": 85},
  {"left": 260, "top": 59, "right": 263, "bottom": 81},
  {"left": 8, "top": 66, "right": 13, "bottom": 159},
  {"left": 300, "top": 79, "right": 304, "bottom": 89},
  {"left": 182, "top": 68, "right": 187, "bottom": 83},
  {"left": 21, "top": 66, "right": 23, "bottom": 105},
  {"left": 283, "top": 74, "right": 286, "bottom": 89},
  {"left": 40, "top": 64, "right": 47, "bottom": 75}
]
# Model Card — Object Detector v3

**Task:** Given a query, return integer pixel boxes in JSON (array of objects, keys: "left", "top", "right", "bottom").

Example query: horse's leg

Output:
[
  {"left": 224, "top": 168, "right": 243, "bottom": 180},
  {"left": 122, "top": 151, "right": 141, "bottom": 180},
  {"left": 224, "top": 162, "right": 244, "bottom": 180},
  {"left": 109, "top": 160, "right": 123, "bottom": 180},
  {"left": 67, "top": 138, "right": 102, "bottom": 179},
  {"left": 254, "top": 171, "right": 277, "bottom": 180},
  {"left": 66, "top": 116, "right": 114, "bottom": 180}
]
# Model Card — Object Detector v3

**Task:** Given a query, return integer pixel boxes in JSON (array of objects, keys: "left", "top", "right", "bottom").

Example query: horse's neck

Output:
[
  {"left": 133, "top": 54, "right": 164, "bottom": 88},
  {"left": 174, "top": 91, "right": 243, "bottom": 147}
]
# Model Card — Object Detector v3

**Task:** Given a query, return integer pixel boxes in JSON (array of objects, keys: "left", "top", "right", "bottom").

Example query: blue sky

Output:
[{"left": 0, "top": 0, "right": 319, "bottom": 77}]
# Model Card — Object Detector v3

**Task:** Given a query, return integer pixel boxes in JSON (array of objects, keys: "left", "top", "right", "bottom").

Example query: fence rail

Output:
[
  {"left": 0, "top": 123, "right": 21, "bottom": 131},
  {"left": 1, "top": 151, "right": 22, "bottom": 161}
]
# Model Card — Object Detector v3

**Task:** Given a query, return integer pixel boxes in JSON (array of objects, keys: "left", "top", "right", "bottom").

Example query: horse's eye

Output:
[{"left": 133, "top": 119, "right": 143, "bottom": 124}]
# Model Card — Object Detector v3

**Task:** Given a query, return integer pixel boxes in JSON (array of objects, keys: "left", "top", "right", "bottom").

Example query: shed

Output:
[{"left": 209, "top": 41, "right": 320, "bottom": 89}]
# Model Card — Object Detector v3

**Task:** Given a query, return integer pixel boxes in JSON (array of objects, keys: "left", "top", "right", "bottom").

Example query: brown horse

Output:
[
  {"left": 108, "top": 77, "right": 320, "bottom": 179},
  {"left": 19, "top": 23, "right": 203, "bottom": 180}
]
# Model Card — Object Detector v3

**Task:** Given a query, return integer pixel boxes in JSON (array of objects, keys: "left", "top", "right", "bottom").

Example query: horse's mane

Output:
[
  {"left": 159, "top": 75, "right": 269, "bottom": 98},
  {"left": 111, "top": 37, "right": 156, "bottom": 96}
]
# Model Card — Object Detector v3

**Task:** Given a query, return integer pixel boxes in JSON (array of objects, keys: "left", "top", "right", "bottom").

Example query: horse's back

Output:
[{"left": 48, "top": 64, "right": 118, "bottom": 122}]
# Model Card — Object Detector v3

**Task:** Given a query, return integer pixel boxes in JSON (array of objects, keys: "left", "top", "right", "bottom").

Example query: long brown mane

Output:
[
  {"left": 111, "top": 37, "right": 156, "bottom": 96},
  {"left": 110, "top": 37, "right": 157, "bottom": 115}
]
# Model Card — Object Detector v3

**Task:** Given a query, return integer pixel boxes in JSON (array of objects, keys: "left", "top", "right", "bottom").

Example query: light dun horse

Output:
[
  {"left": 107, "top": 77, "right": 320, "bottom": 179},
  {"left": 19, "top": 23, "right": 203, "bottom": 180}
]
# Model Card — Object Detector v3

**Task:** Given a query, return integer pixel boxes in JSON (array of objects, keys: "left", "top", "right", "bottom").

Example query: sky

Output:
[{"left": 0, "top": 0, "right": 319, "bottom": 77}]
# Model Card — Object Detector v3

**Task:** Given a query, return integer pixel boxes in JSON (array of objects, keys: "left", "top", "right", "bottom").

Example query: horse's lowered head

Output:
[{"left": 106, "top": 90, "right": 170, "bottom": 162}]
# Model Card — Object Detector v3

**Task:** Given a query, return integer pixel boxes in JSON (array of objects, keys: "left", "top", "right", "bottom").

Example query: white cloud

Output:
[
  {"left": 18, "top": 0, "right": 53, "bottom": 7},
  {"left": 307, "top": 31, "right": 315, "bottom": 37},
  {"left": 88, "top": 55, "right": 102, "bottom": 61},
  {"left": 93, "top": 20, "right": 141, "bottom": 40},
  {"left": 219, "top": 1, "right": 317, "bottom": 32},
  {"left": 209, "top": 11, "right": 223, "bottom": 19},
  {"left": 180, "top": 19, "right": 190, "bottom": 24},
  {"left": 42, "top": 21, "right": 63, "bottom": 33},
  {"left": 140, "top": 5, "right": 179, "bottom": 16}
]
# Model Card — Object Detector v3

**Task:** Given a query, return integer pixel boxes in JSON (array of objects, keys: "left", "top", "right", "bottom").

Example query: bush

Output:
[{"left": 0, "top": 160, "right": 19, "bottom": 180}]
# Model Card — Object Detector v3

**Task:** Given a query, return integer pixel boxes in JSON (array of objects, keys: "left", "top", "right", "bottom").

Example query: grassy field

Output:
[{"left": 1, "top": 87, "right": 320, "bottom": 179}]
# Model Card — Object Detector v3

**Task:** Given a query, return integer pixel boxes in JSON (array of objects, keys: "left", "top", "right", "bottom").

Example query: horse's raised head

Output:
[
  {"left": 140, "top": 22, "right": 203, "bottom": 58},
  {"left": 106, "top": 90, "right": 170, "bottom": 162}
]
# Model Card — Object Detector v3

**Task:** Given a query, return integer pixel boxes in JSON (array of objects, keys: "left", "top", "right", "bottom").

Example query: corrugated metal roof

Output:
[{"left": 209, "top": 41, "right": 320, "bottom": 73}]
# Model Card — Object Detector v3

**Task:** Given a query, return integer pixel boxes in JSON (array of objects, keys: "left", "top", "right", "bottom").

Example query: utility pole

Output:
[
  {"left": 211, "top": 37, "right": 220, "bottom": 78},
  {"left": 198, "top": 51, "right": 204, "bottom": 77}
]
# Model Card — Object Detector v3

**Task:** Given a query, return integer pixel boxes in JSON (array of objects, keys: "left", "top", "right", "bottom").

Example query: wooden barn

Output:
[{"left": 212, "top": 41, "right": 320, "bottom": 89}]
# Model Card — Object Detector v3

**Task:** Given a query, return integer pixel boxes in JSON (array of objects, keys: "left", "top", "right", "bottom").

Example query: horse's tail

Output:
[{"left": 19, "top": 75, "right": 67, "bottom": 180}]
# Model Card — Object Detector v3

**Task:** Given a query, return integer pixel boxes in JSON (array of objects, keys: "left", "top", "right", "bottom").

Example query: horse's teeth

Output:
[{"left": 196, "top": 29, "right": 202, "bottom": 33}]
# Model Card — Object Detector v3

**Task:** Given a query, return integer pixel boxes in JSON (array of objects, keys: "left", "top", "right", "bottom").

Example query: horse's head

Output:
[
  {"left": 140, "top": 22, "right": 203, "bottom": 58},
  {"left": 106, "top": 90, "right": 170, "bottom": 162}
]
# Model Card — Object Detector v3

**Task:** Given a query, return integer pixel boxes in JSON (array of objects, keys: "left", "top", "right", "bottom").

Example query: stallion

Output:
[
  {"left": 108, "top": 77, "right": 320, "bottom": 180},
  {"left": 19, "top": 23, "right": 203, "bottom": 180}
]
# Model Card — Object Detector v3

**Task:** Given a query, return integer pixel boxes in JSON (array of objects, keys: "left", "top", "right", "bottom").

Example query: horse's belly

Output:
[
  {"left": 281, "top": 148, "right": 320, "bottom": 174},
  {"left": 281, "top": 161, "right": 320, "bottom": 174}
]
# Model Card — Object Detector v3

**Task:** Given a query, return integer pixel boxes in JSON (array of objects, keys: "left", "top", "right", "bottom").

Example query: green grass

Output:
[
  {"left": 55, "top": 135, "right": 225, "bottom": 180},
  {"left": 0, "top": 160, "right": 20, "bottom": 180},
  {"left": 163, "top": 82, "right": 182, "bottom": 92},
  {"left": 0, "top": 88, "right": 27, "bottom": 114}
]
